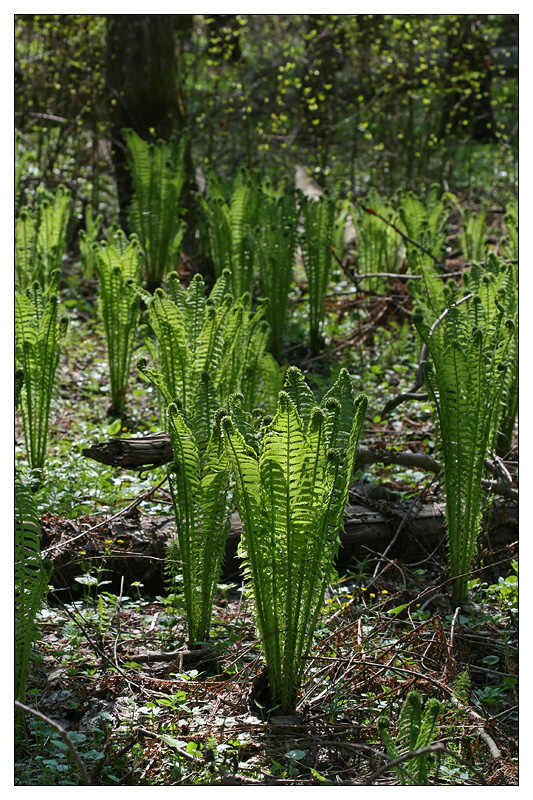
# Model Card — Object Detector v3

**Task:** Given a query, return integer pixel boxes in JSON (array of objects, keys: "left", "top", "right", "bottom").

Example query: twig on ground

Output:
[{"left": 15, "top": 701, "right": 92, "bottom": 785}]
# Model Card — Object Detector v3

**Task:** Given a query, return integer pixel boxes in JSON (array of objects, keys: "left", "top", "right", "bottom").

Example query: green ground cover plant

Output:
[
  {"left": 222, "top": 367, "right": 367, "bottom": 712},
  {"left": 15, "top": 275, "right": 68, "bottom": 475},
  {"left": 124, "top": 128, "right": 188, "bottom": 291},
  {"left": 94, "top": 228, "right": 143, "bottom": 417}
]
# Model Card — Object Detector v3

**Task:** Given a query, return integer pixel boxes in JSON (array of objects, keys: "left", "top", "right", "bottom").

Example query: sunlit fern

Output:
[
  {"left": 221, "top": 367, "right": 367, "bottom": 712},
  {"left": 414, "top": 285, "right": 514, "bottom": 604},
  {"left": 15, "top": 274, "right": 68, "bottom": 475},
  {"left": 124, "top": 128, "right": 187, "bottom": 291},
  {"left": 94, "top": 228, "right": 143, "bottom": 416}
]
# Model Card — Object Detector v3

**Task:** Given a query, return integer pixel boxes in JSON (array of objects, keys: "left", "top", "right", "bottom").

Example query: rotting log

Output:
[
  {"left": 82, "top": 433, "right": 518, "bottom": 501},
  {"left": 43, "top": 499, "right": 517, "bottom": 596}
]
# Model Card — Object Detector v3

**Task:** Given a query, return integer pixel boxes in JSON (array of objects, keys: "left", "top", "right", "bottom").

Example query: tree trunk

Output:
[{"left": 105, "top": 14, "right": 193, "bottom": 231}]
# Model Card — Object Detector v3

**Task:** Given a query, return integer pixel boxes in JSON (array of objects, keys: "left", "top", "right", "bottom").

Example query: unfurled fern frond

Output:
[
  {"left": 15, "top": 186, "right": 71, "bottom": 291},
  {"left": 15, "top": 133, "right": 33, "bottom": 213},
  {"left": 200, "top": 174, "right": 261, "bottom": 298},
  {"left": 95, "top": 229, "right": 143, "bottom": 416},
  {"left": 503, "top": 198, "right": 518, "bottom": 259},
  {"left": 79, "top": 204, "right": 103, "bottom": 279},
  {"left": 124, "top": 128, "right": 187, "bottom": 291},
  {"left": 378, "top": 691, "right": 442, "bottom": 785},
  {"left": 15, "top": 473, "right": 53, "bottom": 726},
  {"left": 15, "top": 277, "right": 67, "bottom": 474},
  {"left": 222, "top": 369, "right": 367, "bottom": 713},
  {"left": 414, "top": 290, "right": 514, "bottom": 604},
  {"left": 457, "top": 205, "right": 488, "bottom": 262},
  {"left": 143, "top": 270, "right": 283, "bottom": 425},
  {"left": 299, "top": 191, "right": 338, "bottom": 354},
  {"left": 166, "top": 404, "right": 232, "bottom": 646},
  {"left": 353, "top": 192, "right": 404, "bottom": 291},
  {"left": 254, "top": 188, "right": 299, "bottom": 359},
  {"left": 397, "top": 187, "right": 450, "bottom": 269}
]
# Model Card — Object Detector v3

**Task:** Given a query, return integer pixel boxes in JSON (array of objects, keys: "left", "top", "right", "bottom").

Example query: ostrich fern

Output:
[
  {"left": 124, "top": 128, "right": 187, "bottom": 291},
  {"left": 15, "top": 275, "right": 67, "bottom": 475},
  {"left": 95, "top": 229, "right": 143, "bottom": 416},
  {"left": 414, "top": 293, "right": 514, "bottom": 604},
  {"left": 222, "top": 367, "right": 367, "bottom": 713}
]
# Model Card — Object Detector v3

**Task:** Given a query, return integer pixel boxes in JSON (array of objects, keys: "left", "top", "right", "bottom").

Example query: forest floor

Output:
[{"left": 15, "top": 264, "right": 518, "bottom": 786}]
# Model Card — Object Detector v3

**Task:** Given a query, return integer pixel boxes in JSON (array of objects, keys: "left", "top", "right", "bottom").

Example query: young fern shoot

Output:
[
  {"left": 222, "top": 367, "right": 367, "bottom": 713},
  {"left": 95, "top": 229, "right": 143, "bottom": 417},
  {"left": 414, "top": 291, "right": 514, "bottom": 604},
  {"left": 15, "top": 274, "right": 68, "bottom": 475},
  {"left": 299, "top": 191, "right": 338, "bottom": 354}
]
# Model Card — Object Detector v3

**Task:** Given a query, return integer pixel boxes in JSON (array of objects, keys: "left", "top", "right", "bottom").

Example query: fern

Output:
[
  {"left": 95, "top": 228, "right": 143, "bottom": 416},
  {"left": 502, "top": 198, "right": 518, "bottom": 259},
  {"left": 200, "top": 172, "right": 261, "bottom": 298},
  {"left": 397, "top": 186, "right": 450, "bottom": 270},
  {"left": 166, "top": 404, "right": 232, "bottom": 646},
  {"left": 458, "top": 205, "right": 488, "bottom": 262},
  {"left": 15, "top": 276, "right": 68, "bottom": 474},
  {"left": 378, "top": 691, "right": 442, "bottom": 785},
  {"left": 79, "top": 204, "right": 103, "bottom": 279},
  {"left": 15, "top": 132, "right": 33, "bottom": 212},
  {"left": 353, "top": 191, "right": 404, "bottom": 291},
  {"left": 254, "top": 186, "right": 299, "bottom": 359},
  {"left": 414, "top": 292, "right": 514, "bottom": 604},
  {"left": 221, "top": 368, "right": 367, "bottom": 712},
  {"left": 15, "top": 473, "right": 53, "bottom": 728},
  {"left": 141, "top": 270, "right": 283, "bottom": 423},
  {"left": 299, "top": 191, "right": 338, "bottom": 354},
  {"left": 15, "top": 185, "right": 71, "bottom": 291},
  {"left": 124, "top": 128, "right": 187, "bottom": 291}
]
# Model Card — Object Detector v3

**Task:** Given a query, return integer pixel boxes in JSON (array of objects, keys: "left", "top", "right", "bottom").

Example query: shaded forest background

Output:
[{"left": 15, "top": 13, "right": 517, "bottom": 246}]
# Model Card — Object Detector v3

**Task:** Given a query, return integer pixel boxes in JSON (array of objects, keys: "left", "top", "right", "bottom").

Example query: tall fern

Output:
[
  {"left": 199, "top": 171, "right": 261, "bottom": 298},
  {"left": 299, "top": 191, "right": 338, "bottom": 354},
  {"left": 15, "top": 275, "right": 68, "bottom": 475},
  {"left": 414, "top": 294, "right": 514, "bottom": 604},
  {"left": 222, "top": 367, "right": 367, "bottom": 712},
  {"left": 124, "top": 128, "right": 187, "bottom": 291},
  {"left": 15, "top": 472, "right": 53, "bottom": 729},
  {"left": 254, "top": 187, "right": 299, "bottom": 360},
  {"left": 95, "top": 229, "right": 143, "bottom": 416},
  {"left": 15, "top": 185, "right": 71, "bottom": 291},
  {"left": 397, "top": 186, "right": 449, "bottom": 270},
  {"left": 141, "top": 269, "right": 283, "bottom": 422},
  {"left": 165, "top": 404, "right": 232, "bottom": 646},
  {"left": 353, "top": 191, "right": 404, "bottom": 292}
]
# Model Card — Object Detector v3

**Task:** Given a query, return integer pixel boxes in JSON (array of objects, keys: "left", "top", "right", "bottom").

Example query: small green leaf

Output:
[
  {"left": 285, "top": 749, "right": 306, "bottom": 760},
  {"left": 388, "top": 603, "right": 410, "bottom": 615}
]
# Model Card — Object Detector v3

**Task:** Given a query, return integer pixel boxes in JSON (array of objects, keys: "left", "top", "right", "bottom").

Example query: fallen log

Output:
[
  {"left": 43, "top": 499, "right": 517, "bottom": 596},
  {"left": 82, "top": 434, "right": 518, "bottom": 501}
]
